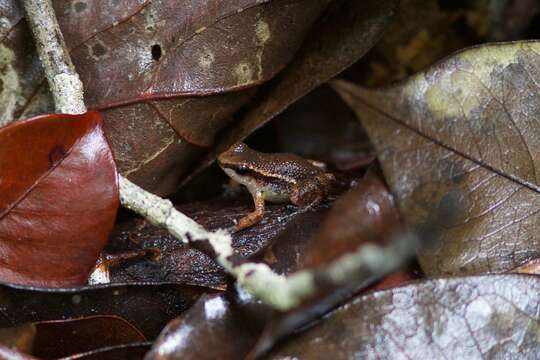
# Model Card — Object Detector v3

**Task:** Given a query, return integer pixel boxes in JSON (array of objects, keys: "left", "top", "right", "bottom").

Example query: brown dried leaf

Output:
[
  {"left": 0, "top": 282, "right": 206, "bottom": 339},
  {"left": 146, "top": 293, "right": 270, "bottom": 360},
  {"left": 269, "top": 274, "right": 540, "bottom": 359},
  {"left": 333, "top": 41, "right": 540, "bottom": 276},
  {"left": 306, "top": 168, "right": 403, "bottom": 267},
  {"left": 33, "top": 316, "right": 145, "bottom": 359}
]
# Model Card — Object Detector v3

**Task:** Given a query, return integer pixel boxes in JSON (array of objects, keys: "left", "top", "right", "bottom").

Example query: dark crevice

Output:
[{"left": 151, "top": 44, "right": 162, "bottom": 61}]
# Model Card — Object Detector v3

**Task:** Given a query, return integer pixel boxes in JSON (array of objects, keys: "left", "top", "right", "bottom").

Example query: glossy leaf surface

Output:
[
  {"left": 0, "top": 112, "right": 119, "bottom": 287},
  {"left": 270, "top": 275, "right": 540, "bottom": 359},
  {"left": 146, "top": 293, "right": 270, "bottom": 360},
  {"left": 306, "top": 168, "right": 403, "bottom": 267},
  {"left": 334, "top": 42, "right": 540, "bottom": 276}
]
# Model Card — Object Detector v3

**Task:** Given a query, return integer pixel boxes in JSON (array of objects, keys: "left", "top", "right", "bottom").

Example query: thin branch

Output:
[
  {"left": 21, "top": 0, "right": 417, "bottom": 311},
  {"left": 22, "top": 0, "right": 85, "bottom": 114}
]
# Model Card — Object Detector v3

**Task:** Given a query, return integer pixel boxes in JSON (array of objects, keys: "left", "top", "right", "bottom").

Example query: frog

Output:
[{"left": 217, "top": 142, "right": 336, "bottom": 232}]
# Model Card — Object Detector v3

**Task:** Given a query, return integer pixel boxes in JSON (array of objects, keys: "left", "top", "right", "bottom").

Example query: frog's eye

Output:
[{"left": 236, "top": 165, "right": 249, "bottom": 175}]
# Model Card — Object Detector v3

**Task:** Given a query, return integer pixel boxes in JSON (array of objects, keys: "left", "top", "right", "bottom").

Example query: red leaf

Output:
[{"left": 0, "top": 112, "right": 119, "bottom": 287}]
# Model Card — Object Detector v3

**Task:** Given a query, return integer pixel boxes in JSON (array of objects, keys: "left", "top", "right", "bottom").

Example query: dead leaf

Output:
[
  {"left": 333, "top": 41, "right": 540, "bottom": 276},
  {"left": 32, "top": 316, "right": 145, "bottom": 359},
  {"left": 146, "top": 293, "right": 270, "bottom": 360},
  {"left": 306, "top": 168, "right": 403, "bottom": 267},
  {"left": 0, "top": 112, "right": 119, "bottom": 287},
  {"left": 269, "top": 274, "right": 540, "bottom": 359},
  {"left": 347, "top": 0, "right": 476, "bottom": 87},
  {"left": 0, "top": 282, "right": 206, "bottom": 339},
  {"left": 0, "top": 346, "right": 36, "bottom": 360},
  {"left": 61, "top": 342, "right": 151, "bottom": 359}
]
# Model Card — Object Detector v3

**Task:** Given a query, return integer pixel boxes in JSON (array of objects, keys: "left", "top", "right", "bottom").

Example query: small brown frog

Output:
[{"left": 218, "top": 143, "right": 336, "bottom": 232}]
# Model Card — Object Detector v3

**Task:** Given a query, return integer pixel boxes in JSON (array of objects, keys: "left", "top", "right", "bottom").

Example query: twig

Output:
[
  {"left": 21, "top": 0, "right": 417, "bottom": 311},
  {"left": 22, "top": 0, "right": 85, "bottom": 114}
]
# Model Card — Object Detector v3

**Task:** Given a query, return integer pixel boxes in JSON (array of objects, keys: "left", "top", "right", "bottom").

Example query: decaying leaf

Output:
[
  {"left": 32, "top": 316, "right": 145, "bottom": 359},
  {"left": 61, "top": 342, "right": 151, "bottom": 360},
  {"left": 333, "top": 41, "right": 540, "bottom": 276},
  {"left": 306, "top": 168, "right": 403, "bottom": 267},
  {"left": 0, "top": 112, "right": 118, "bottom": 287},
  {"left": 252, "top": 170, "right": 407, "bottom": 357},
  {"left": 0, "top": 282, "right": 206, "bottom": 339},
  {"left": 270, "top": 274, "right": 540, "bottom": 359},
  {"left": 0, "top": 346, "right": 36, "bottom": 360},
  {"left": 0, "top": 342, "right": 151, "bottom": 360},
  {"left": 146, "top": 293, "right": 270, "bottom": 360}
]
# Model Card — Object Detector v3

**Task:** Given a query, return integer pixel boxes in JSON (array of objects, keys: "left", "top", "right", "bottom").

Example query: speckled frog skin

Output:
[{"left": 218, "top": 142, "right": 335, "bottom": 232}]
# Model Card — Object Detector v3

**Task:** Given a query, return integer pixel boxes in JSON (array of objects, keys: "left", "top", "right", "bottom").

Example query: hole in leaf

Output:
[{"left": 151, "top": 44, "right": 162, "bottom": 61}]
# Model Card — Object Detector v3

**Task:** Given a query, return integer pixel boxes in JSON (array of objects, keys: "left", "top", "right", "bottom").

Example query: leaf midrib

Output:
[{"left": 351, "top": 89, "right": 540, "bottom": 195}]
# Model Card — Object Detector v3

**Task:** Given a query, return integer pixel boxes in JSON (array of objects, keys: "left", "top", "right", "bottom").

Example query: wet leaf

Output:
[
  {"left": 144, "top": 198, "right": 333, "bottom": 360},
  {"left": 185, "top": 0, "right": 398, "bottom": 183},
  {"left": 333, "top": 41, "right": 540, "bottom": 276},
  {"left": 146, "top": 293, "right": 270, "bottom": 360},
  {"left": 0, "top": 112, "right": 118, "bottom": 287},
  {"left": 0, "top": 282, "right": 205, "bottom": 339},
  {"left": 306, "top": 168, "right": 403, "bottom": 267},
  {"left": 33, "top": 316, "right": 145, "bottom": 359},
  {"left": 270, "top": 274, "right": 540, "bottom": 359},
  {"left": 0, "top": 342, "right": 151, "bottom": 360}
]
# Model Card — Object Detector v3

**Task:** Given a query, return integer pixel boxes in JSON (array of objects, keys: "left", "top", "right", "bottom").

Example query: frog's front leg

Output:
[{"left": 234, "top": 189, "right": 265, "bottom": 232}]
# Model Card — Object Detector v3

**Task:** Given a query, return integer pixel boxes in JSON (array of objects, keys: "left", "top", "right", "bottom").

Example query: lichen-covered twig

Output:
[
  {"left": 22, "top": 0, "right": 85, "bottom": 114},
  {"left": 21, "top": 0, "right": 417, "bottom": 311}
]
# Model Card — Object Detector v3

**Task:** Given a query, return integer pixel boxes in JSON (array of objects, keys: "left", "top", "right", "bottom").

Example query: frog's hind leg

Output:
[{"left": 290, "top": 178, "right": 324, "bottom": 209}]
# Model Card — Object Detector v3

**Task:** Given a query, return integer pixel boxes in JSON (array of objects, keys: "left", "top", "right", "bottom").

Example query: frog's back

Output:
[{"left": 262, "top": 153, "right": 325, "bottom": 181}]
